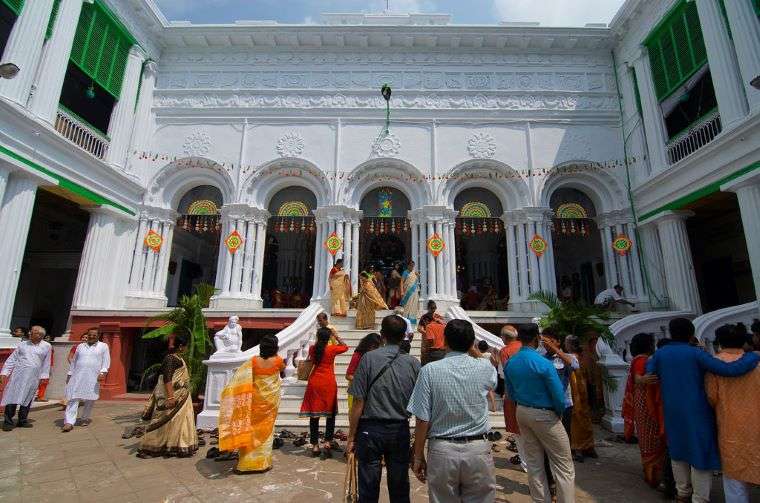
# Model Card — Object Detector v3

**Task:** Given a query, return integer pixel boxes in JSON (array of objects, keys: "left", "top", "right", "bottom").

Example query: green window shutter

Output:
[
  {"left": 1, "top": 0, "right": 23, "bottom": 16},
  {"left": 644, "top": 0, "right": 708, "bottom": 102},
  {"left": 45, "top": 0, "right": 60, "bottom": 39},
  {"left": 755, "top": 0, "right": 760, "bottom": 16},
  {"left": 69, "top": 0, "right": 136, "bottom": 100}
]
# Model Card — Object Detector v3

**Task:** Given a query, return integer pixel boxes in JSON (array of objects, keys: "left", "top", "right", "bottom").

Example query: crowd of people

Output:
[{"left": 3, "top": 308, "right": 759, "bottom": 503}]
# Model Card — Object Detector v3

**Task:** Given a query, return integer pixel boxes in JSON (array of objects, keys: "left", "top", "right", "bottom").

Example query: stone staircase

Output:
[{"left": 275, "top": 310, "right": 505, "bottom": 429}]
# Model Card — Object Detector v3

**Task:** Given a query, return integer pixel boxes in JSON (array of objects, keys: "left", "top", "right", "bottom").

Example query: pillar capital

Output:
[
  {"left": 138, "top": 205, "right": 178, "bottom": 223},
  {"left": 595, "top": 208, "right": 634, "bottom": 228},
  {"left": 642, "top": 210, "right": 694, "bottom": 227},
  {"left": 314, "top": 205, "right": 361, "bottom": 223},
  {"left": 721, "top": 169, "right": 760, "bottom": 194},
  {"left": 502, "top": 207, "right": 552, "bottom": 224}
]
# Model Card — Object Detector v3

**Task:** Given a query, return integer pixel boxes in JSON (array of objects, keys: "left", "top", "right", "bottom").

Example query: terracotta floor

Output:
[{"left": 0, "top": 402, "right": 750, "bottom": 502}]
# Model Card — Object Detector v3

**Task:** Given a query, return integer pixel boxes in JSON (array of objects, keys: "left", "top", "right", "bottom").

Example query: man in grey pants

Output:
[{"left": 407, "top": 319, "right": 497, "bottom": 503}]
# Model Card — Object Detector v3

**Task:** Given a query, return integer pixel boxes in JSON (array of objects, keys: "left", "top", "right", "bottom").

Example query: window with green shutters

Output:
[
  {"left": 755, "top": 0, "right": 760, "bottom": 16},
  {"left": 69, "top": 0, "right": 136, "bottom": 100},
  {"left": 1, "top": 0, "right": 23, "bottom": 16},
  {"left": 644, "top": 0, "right": 708, "bottom": 102}
]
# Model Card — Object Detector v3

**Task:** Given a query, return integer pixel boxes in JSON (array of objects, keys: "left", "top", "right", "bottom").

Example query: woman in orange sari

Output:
[
  {"left": 622, "top": 332, "right": 666, "bottom": 488},
  {"left": 219, "top": 335, "right": 285, "bottom": 473},
  {"left": 565, "top": 335, "right": 597, "bottom": 461},
  {"left": 355, "top": 272, "right": 388, "bottom": 330}
]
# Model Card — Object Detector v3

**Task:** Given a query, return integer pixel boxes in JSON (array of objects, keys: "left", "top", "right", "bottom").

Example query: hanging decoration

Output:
[
  {"left": 529, "top": 234, "right": 548, "bottom": 258},
  {"left": 362, "top": 217, "right": 409, "bottom": 235},
  {"left": 277, "top": 201, "right": 310, "bottom": 217},
  {"left": 324, "top": 231, "right": 343, "bottom": 256},
  {"left": 377, "top": 189, "right": 393, "bottom": 218},
  {"left": 427, "top": 233, "right": 445, "bottom": 257},
  {"left": 459, "top": 202, "right": 492, "bottom": 218},
  {"left": 555, "top": 203, "right": 588, "bottom": 219},
  {"left": 612, "top": 234, "right": 633, "bottom": 256},
  {"left": 187, "top": 199, "right": 219, "bottom": 215},
  {"left": 454, "top": 218, "right": 503, "bottom": 235},
  {"left": 144, "top": 230, "right": 163, "bottom": 252},
  {"left": 224, "top": 230, "right": 244, "bottom": 254},
  {"left": 553, "top": 202, "right": 591, "bottom": 238}
]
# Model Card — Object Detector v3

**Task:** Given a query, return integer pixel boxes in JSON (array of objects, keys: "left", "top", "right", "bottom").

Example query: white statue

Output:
[{"left": 213, "top": 316, "right": 243, "bottom": 355}]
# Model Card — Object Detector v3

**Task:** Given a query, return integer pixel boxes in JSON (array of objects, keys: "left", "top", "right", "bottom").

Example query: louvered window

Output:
[
  {"left": 644, "top": 0, "right": 708, "bottom": 102},
  {"left": 0, "top": 0, "right": 23, "bottom": 16},
  {"left": 755, "top": 0, "right": 760, "bottom": 16},
  {"left": 69, "top": 0, "right": 136, "bottom": 99},
  {"left": 45, "top": 0, "right": 60, "bottom": 39}
]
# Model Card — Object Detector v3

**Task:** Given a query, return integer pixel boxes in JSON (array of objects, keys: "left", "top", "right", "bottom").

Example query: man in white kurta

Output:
[
  {"left": 63, "top": 328, "right": 110, "bottom": 432},
  {"left": 0, "top": 326, "right": 52, "bottom": 430}
]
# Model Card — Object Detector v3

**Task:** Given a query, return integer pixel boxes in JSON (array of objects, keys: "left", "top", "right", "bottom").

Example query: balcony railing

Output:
[
  {"left": 54, "top": 106, "right": 110, "bottom": 160},
  {"left": 666, "top": 109, "right": 722, "bottom": 165}
]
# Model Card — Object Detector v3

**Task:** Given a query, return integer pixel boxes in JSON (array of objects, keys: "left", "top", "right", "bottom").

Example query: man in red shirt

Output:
[
  {"left": 499, "top": 324, "right": 526, "bottom": 470},
  {"left": 421, "top": 318, "right": 446, "bottom": 366}
]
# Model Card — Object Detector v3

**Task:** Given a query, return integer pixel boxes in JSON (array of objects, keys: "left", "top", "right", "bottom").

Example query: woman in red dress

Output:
[{"left": 299, "top": 327, "right": 348, "bottom": 459}]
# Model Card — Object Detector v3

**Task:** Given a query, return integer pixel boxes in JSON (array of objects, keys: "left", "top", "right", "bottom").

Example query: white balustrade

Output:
[
  {"left": 666, "top": 110, "right": 722, "bottom": 165},
  {"left": 693, "top": 301, "right": 759, "bottom": 352},
  {"left": 54, "top": 107, "right": 110, "bottom": 160}
]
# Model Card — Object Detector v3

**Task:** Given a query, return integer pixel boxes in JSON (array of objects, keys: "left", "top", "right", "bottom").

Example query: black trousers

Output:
[
  {"left": 309, "top": 415, "right": 335, "bottom": 445},
  {"left": 3, "top": 403, "right": 31, "bottom": 427},
  {"left": 355, "top": 419, "right": 411, "bottom": 503}
]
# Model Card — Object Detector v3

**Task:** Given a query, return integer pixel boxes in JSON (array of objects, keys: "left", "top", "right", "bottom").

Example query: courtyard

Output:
[{"left": 0, "top": 401, "right": 742, "bottom": 503}]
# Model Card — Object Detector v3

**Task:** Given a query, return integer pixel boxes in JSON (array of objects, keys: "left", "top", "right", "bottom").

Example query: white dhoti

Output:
[{"left": 64, "top": 342, "right": 110, "bottom": 426}]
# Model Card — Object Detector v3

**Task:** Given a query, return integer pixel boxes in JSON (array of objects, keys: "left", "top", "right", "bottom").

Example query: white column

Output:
[
  {"left": 526, "top": 222, "right": 540, "bottom": 294},
  {"left": 28, "top": 0, "right": 85, "bottom": 122},
  {"left": 615, "top": 223, "right": 633, "bottom": 295},
  {"left": 0, "top": 174, "right": 37, "bottom": 344},
  {"left": 410, "top": 217, "right": 419, "bottom": 272},
  {"left": 241, "top": 221, "right": 255, "bottom": 295},
  {"left": 0, "top": 0, "right": 55, "bottom": 105},
  {"left": 722, "top": 172, "right": 760, "bottom": 309},
  {"left": 504, "top": 221, "right": 520, "bottom": 304},
  {"left": 652, "top": 211, "right": 702, "bottom": 314},
  {"left": 426, "top": 221, "right": 436, "bottom": 298},
  {"left": 638, "top": 223, "right": 668, "bottom": 306},
  {"left": 128, "top": 215, "right": 149, "bottom": 290},
  {"left": 312, "top": 220, "right": 326, "bottom": 300},
  {"left": 142, "top": 220, "right": 159, "bottom": 293},
  {"left": 601, "top": 225, "right": 619, "bottom": 289},
  {"left": 253, "top": 221, "right": 267, "bottom": 301},
  {"left": 695, "top": 0, "right": 749, "bottom": 128},
  {"left": 229, "top": 219, "right": 245, "bottom": 295},
  {"left": 336, "top": 219, "right": 345, "bottom": 262},
  {"left": 351, "top": 221, "right": 360, "bottom": 293},
  {"left": 106, "top": 45, "right": 146, "bottom": 170},
  {"left": 0, "top": 166, "right": 10, "bottom": 216},
  {"left": 444, "top": 221, "right": 454, "bottom": 298},
  {"left": 628, "top": 224, "right": 646, "bottom": 301},
  {"left": 722, "top": 0, "right": 760, "bottom": 113},
  {"left": 542, "top": 217, "right": 558, "bottom": 294},
  {"left": 343, "top": 219, "right": 352, "bottom": 287},
  {"left": 516, "top": 220, "right": 530, "bottom": 301},
  {"left": 434, "top": 220, "right": 444, "bottom": 298},
  {"left": 72, "top": 209, "right": 114, "bottom": 309},
  {"left": 129, "top": 60, "right": 159, "bottom": 154},
  {"left": 632, "top": 52, "right": 670, "bottom": 171},
  {"left": 154, "top": 220, "right": 175, "bottom": 296}
]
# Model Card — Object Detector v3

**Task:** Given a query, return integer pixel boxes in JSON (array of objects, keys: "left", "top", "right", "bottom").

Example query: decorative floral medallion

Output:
[
  {"left": 612, "top": 234, "right": 633, "bottom": 256},
  {"left": 182, "top": 131, "right": 212, "bottom": 157},
  {"left": 529, "top": 234, "right": 548, "bottom": 258},
  {"left": 325, "top": 232, "right": 343, "bottom": 256},
  {"left": 276, "top": 132, "right": 305, "bottom": 158},
  {"left": 371, "top": 132, "right": 401, "bottom": 157},
  {"left": 144, "top": 230, "right": 163, "bottom": 252},
  {"left": 467, "top": 132, "right": 497, "bottom": 159},
  {"left": 224, "top": 230, "right": 244, "bottom": 254},
  {"left": 427, "top": 233, "right": 445, "bottom": 257}
]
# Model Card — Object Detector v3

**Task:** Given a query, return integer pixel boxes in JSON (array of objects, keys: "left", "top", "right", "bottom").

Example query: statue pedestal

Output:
[{"left": 596, "top": 338, "right": 630, "bottom": 433}]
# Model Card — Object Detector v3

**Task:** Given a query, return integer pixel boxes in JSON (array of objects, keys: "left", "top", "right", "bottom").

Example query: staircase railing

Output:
[
  {"left": 693, "top": 301, "right": 759, "bottom": 352},
  {"left": 446, "top": 306, "right": 504, "bottom": 350},
  {"left": 196, "top": 303, "right": 324, "bottom": 430}
]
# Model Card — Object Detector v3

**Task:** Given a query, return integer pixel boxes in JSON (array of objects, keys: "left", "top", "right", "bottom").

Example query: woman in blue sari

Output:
[{"left": 400, "top": 261, "right": 420, "bottom": 324}]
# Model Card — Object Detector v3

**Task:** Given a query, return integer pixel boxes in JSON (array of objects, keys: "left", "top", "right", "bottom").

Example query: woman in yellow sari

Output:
[
  {"left": 565, "top": 335, "right": 598, "bottom": 461},
  {"left": 219, "top": 335, "right": 285, "bottom": 473},
  {"left": 138, "top": 336, "right": 198, "bottom": 458},
  {"left": 329, "top": 259, "right": 351, "bottom": 317},
  {"left": 355, "top": 272, "right": 388, "bottom": 330}
]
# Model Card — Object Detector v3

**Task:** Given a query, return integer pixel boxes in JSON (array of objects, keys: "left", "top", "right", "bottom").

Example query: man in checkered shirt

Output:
[{"left": 407, "top": 319, "right": 497, "bottom": 502}]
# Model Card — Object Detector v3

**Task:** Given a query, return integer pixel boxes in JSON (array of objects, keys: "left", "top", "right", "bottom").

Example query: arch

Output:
[
  {"left": 440, "top": 160, "right": 529, "bottom": 213},
  {"left": 538, "top": 161, "right": 626, "bottom": 215},
  {"left": 343, "top": 158, "right": 431, "bottom": 210},
  {"left": 242, "top": 158, "right": 331, "bottom": 209},
  {"left": 145, "top": 157, "right": 236, "bottom": 209}
]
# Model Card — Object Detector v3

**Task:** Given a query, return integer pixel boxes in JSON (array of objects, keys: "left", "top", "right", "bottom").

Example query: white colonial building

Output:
[{"left": 0, "top": 0, "right": 758, "bottom": 428}]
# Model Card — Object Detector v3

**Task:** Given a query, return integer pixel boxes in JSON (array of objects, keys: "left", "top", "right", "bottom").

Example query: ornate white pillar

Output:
[
  {"left": 638, "top": 222, "right": 668, "bottom": 307},
  {"left": 722, "top": 171, "right": 760, "bottom": 311},
  {"left": 106, "top": 45, "right": 146, "bottom": 171},
  {"left": 28, "top": 0, "right": 86, "bottom": 122},
  {"left": 72, "top": 207, "right": 137, "bottom": 310},
  {"left": 599, "top": 223, "right": 619, "bottom": 289},
  {"left": 627, "top": 223, "right": 646, "bottom": 303},
  {"left": 0, "top": 0, "right": 55, "bottom": 105},
  {"left": 434, "top": 220, "right": 444, "bottom": 298},
  {"left": 425, "top": 221, "right": 436, "bottom": 298},
  {"left": 312, "top": 219, "right": 325, "bottom": 301},
  {"left": 722, "top": 0, "right": 760, "bottom": 114},
  {"left": 650, "top": 211, "right": 702, "bottom": 314},
  {"left": 252, "top": 218, "right": 268, "bottom": 302},
  {"left": 615, "top": 223, "right": 633, "bottom": 295},
  {"left": 350, "top": 219, "right": 360, "bottom": 293},
  {"left": 503, "top": 218, "right": 521, "bottom": 305},
  {"left": 0, "top": 173, "right": 37, "bottom": 345},
  {"left": 632, "top": 50, "right": 670, "bottom": 171},
  {"left": 125, "top": 206, "right": 176, "bottom": 309},
  {"left": 515, "top": 216, "right": 530, "bottom": 306},
  {"left": 343, "top": 218, "right": 353, "bottom": 289},
  {"left": 695, "top": 0, "right": 749, "bottom": 128},
  {"left": 129, "top": 59, "right": 159, "bottom": 154}
]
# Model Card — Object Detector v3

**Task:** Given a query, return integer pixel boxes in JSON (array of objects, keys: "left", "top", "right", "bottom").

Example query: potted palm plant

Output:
[
  {"left": 142, "top": 283, "right": 216, "bottom": 405},
  {"left": 527, "top": 290, "right": 614, "bottom": 345}
]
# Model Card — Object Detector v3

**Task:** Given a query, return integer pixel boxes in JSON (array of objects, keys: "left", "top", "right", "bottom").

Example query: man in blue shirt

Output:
[
  {"left": 504, "top": 324, "right": 575, "bottom": 503},
  {"left": 408, "top": 319, "right": 497, "bottom": 503},
  {"left": 645, "top": 317, "right": 759, "bottom": 503}
]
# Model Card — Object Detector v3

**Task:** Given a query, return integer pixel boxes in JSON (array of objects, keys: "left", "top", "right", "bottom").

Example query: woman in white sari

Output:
[{"left": 400, "top": 261, "right": 420, "bottom": 324}]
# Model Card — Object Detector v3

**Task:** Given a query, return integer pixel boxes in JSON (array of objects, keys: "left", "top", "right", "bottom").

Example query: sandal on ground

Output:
[
  {"left": 311, "top": 447, "right": 321, "bottom": 458},
  {"left": 509, "top": 455, "right": 522, "bottom": 465},
  {"left": 62, "top": 424, "right": 73, "bottom": 433}
]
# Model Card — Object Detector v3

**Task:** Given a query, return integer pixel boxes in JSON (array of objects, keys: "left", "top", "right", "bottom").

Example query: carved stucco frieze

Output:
[
  {"left": 182, "top": 131, "right": 212, "bottom": 157},
  {"left": 276, "top": 132, "right": 305, "bottom": 158},
  {"left": 371, "top": 133, "right": 401, "bottom": 157}
]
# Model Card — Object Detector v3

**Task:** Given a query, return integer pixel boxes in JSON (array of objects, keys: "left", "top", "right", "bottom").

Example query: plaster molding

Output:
[
  {"left": 370, "top": 132, "right": 401, "bottom": 157},
  {"left": 467, "top": 132, "right": 497, "bottom": 159},
  {"left": 182, "top": 131, "right": 212, "bottom": 157},
  {"left": 276, "top": 132, "right": 305, "bottom": 158}
]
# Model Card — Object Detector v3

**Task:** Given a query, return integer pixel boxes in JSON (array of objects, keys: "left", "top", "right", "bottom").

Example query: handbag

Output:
[
  {"left": 297, "top": 359, "right": 314, "bottom": 381},
  {"left": 343, "top": 452, "right": 359, "bottom": 502}
]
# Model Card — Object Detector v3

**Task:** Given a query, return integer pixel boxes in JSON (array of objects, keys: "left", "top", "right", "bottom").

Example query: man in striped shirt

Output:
[{"left": 408, "top": 319, "right": 497, "bottom": 502}]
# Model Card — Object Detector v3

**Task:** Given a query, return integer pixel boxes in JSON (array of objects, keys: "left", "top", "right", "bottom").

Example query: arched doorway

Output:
[
  {"left": 359, "top": 187, "right": 411, "bottom": 306},
  {"left": 550, "top": 188, "right": 606, "bottom": 304},
  {"left": 262, "top": 187, "right": 317, "bottom": 308},
  {"left": 166, "top": 186, "right": 222, "bottom": 306},
  {"left": 454, "top": 188, "right": 508, "bottom": 310}
]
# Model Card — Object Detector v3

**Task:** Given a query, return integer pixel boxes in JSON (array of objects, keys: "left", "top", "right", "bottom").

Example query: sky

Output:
[{"left": 155, "top": 0, "right": 627, "bottom": 27}]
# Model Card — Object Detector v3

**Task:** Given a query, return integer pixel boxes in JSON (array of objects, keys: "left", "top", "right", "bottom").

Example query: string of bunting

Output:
[{"left": 130, "top": 150, "right": 644, "bottom": 182}]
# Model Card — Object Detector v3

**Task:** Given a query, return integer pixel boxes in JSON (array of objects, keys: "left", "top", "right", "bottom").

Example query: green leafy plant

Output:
[
  {"left": 527, "top": 290, "right": 614, "bottom": 346},
  {"left": 142, "top": 283, "right": 216, "bottom": 397}
]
